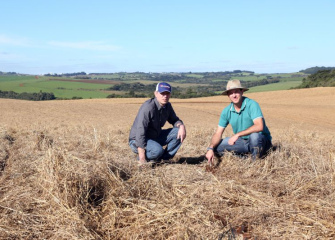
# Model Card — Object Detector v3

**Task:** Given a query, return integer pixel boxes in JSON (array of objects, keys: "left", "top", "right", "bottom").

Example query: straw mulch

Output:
[{"left": 0, "top": 123, "right": 334, "bottom": 239}]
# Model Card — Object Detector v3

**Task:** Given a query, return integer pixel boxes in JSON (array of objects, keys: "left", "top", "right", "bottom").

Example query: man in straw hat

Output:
[
  {"left": 206, "top": 79, "right": 272, "bottom": 163},
  {"left": 129, "top": 82, "right": 186, "bottom": 165}
]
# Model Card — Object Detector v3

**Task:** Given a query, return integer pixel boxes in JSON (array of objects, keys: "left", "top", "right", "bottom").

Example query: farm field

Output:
[
  {"left": 248, "top": 80, "right": 302, "bottom": 93},
  {"left": 0, "top": 75, "right": 115, "bottom": 99},
  {"left": 0, "top": 72, "right": 304, "bottom": 99},
  {"left": 0, "top": 87, "right": 334, "bottom": 239}
]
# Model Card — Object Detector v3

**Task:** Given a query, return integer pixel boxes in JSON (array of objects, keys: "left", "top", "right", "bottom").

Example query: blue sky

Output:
[{"left": 1, "top": 0, "right": 334, "bottom": 74}]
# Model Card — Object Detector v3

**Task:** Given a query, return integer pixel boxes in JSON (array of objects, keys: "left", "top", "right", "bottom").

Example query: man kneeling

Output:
[
  {"left": 129, "top": 82, "right": 186, "bottom": 165},
  {"left": 206, "top": 79, "right": 272, "bottom": 164}
]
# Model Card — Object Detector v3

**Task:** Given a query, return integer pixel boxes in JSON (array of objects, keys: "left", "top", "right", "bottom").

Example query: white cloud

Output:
[
  {"left": 0, "top": 35, "right": 31, "bottom": 46},
  {"left": 48, "top": 41, "right": 120, "bottom": 51}
]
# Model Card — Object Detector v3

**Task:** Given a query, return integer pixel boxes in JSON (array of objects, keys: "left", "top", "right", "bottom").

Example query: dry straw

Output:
[{"left": 0, "top": 88, "right": 335, "bottom": 239}]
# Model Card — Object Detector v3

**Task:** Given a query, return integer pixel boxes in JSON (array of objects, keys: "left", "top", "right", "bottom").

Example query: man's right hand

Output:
[
  {"left": 206, "top": 149, "right": 215, "bottom": 164},
  {"left": 138, "top": 147, "right": 146, "bottom": 164},
  {"left": 206, "top": 126, "right": 225, "bottom": 164}
]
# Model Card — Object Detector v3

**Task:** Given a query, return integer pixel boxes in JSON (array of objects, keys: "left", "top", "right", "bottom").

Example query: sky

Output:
[{"left": 1, "top": 0, "right": 335, "bottom": 75}]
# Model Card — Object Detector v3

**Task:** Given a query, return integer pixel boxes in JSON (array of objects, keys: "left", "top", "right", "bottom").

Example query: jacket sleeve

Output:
[{"left": 135, "top": 104, "right": 150, "bottom": 149}]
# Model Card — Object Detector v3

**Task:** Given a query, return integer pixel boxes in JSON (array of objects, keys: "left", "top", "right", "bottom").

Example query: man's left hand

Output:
[{"left": 228, "top": 134, "right": 239, "bottom": 145}]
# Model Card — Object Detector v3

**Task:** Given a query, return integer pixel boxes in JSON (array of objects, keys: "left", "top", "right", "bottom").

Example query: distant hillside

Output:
[
  {"left": 299, "top": 66, "right": 335, "bottom": 74},
  {"left": 296, "top": 69, "right": 335, "bottom": 88}
]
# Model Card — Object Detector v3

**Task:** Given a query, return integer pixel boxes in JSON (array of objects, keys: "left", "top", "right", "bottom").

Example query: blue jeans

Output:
[
  {"left": 215, "top": 133, "right": 272, "bottom": 160},
  {"left": 129, "top": 128, "right": 182, "bottom": 161}
]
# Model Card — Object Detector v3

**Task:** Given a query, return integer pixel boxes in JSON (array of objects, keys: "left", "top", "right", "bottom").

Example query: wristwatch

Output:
[{"left": 207, "top": 147, "right": 214, "bottom": 151}]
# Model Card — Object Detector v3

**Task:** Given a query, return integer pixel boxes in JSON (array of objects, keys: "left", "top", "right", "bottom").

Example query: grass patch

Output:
[
  {"left": 0, "top": 76, "right": 111, "bottom": 99},
  {"left": 248, "top": 80, "right": 302, "bottom": 92}
]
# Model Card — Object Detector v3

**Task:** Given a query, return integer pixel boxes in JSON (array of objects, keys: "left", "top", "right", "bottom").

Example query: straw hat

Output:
[{"left": 222, "top": 79, "right": 249, "bottom": 95}]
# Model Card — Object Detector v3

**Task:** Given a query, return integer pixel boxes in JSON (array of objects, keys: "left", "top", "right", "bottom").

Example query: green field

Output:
[
  {"left": 0, "top": 75, "right": 112, "bottom": 98},
  {"left": 248, "top": 80, "right": 302, "bottom": 93},
  {"left": 185, "top": 74, "right": 203, "bottom": 78},
  {"left": 0, "top": 72, "right": 305, "bottom": 99}
]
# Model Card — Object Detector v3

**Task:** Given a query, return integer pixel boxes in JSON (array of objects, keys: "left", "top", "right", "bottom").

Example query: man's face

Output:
[
  {"left": 155, "top": 91, "right": 171, "bottom": 106},
  {"left": 227, "top": 88, "right": 243, "bottom": 105}
]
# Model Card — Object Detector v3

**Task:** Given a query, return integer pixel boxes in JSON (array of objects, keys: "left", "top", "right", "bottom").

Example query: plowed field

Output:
[{"left": 1, "top": 87, "right": 334, "bottom": 135}]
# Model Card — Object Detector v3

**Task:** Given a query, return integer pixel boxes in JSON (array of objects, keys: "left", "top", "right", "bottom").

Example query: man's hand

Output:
[
  {"left": 228, "top": 118, "right": 263, "bottom": 145},
  {"left": 138, "top": 147, "right": 147, "bottom": 164},
  {"left": 228, "top": 134, "right": 239, "bottom": 145},
  {"left": 177, "top": 125, "right": 186, "bottom": 142},
  {"left": 206, "top": 126, "right": 225, "bottom": 165},
  {"left": 206, "top": 149, "right": 215, "bottom": 165}
]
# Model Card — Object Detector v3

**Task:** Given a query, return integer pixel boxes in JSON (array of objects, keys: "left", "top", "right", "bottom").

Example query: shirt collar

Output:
[
  {"left": 154, "top": 98, "right": 165, "bottom": 110},
  {"left": 229, "top": 97, "right": 247, "bottom": 112}
]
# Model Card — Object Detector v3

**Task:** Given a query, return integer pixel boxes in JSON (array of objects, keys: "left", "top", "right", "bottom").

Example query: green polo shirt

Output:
[{"left": 219, "top": 97, "right": 272, "bottom": 141}]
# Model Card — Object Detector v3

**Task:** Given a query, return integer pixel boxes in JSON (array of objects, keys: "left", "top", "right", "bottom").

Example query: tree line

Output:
[
  {"left": 44, "top": 72, "right": 87, "bottom": 77},
  {"left": 76, "top": 70, "right": 256, "bottom": 84},
  {"left": 0, "top": 90, "right": 56, "bottom": 101},
  {"left": 0, "top": 71, "right": 18, "bottom": 75},
  {"left": 299, "top": 66, "right": 335, "bottom": 74},
  {"left": 105, "top": 78, "right": 280, "bottom": 99},
  {"left": 296, "top": 70, "right": 335, "bottom": 88}
]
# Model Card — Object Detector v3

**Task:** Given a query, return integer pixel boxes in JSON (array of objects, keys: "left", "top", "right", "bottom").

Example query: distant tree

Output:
[
  {"left": 295, "top": 70, "right": 335, "bottom": 88},
  {"left": 0, "top": 90, "right": 55, "bottom": 101},
  {"left": 299, "top": 66, "right": 335, "bottom": 74}
]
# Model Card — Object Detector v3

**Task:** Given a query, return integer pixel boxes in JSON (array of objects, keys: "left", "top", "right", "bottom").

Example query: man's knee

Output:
[
  {"left": 249, "top": 133, "right": 262, "bottom": 147},
  {"left": 169, "top": 127, "right": 179, "bottom": 137},
  {"left": 167, "top": 128, "right": 181, "bottom": 146},
  {"left": 215, "top": 138, "right": 229, "bottom": 154},
  {"left": 147, "top": 147, "right": 164, "bottom": 160}
]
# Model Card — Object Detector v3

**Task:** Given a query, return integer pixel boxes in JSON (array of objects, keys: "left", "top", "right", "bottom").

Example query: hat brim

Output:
[
  {"left": 157, "top": 90, "right": 171, "bottom": 93},
  {"left": 222, "top": 87, "right": 249, "bottom": 95}
]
